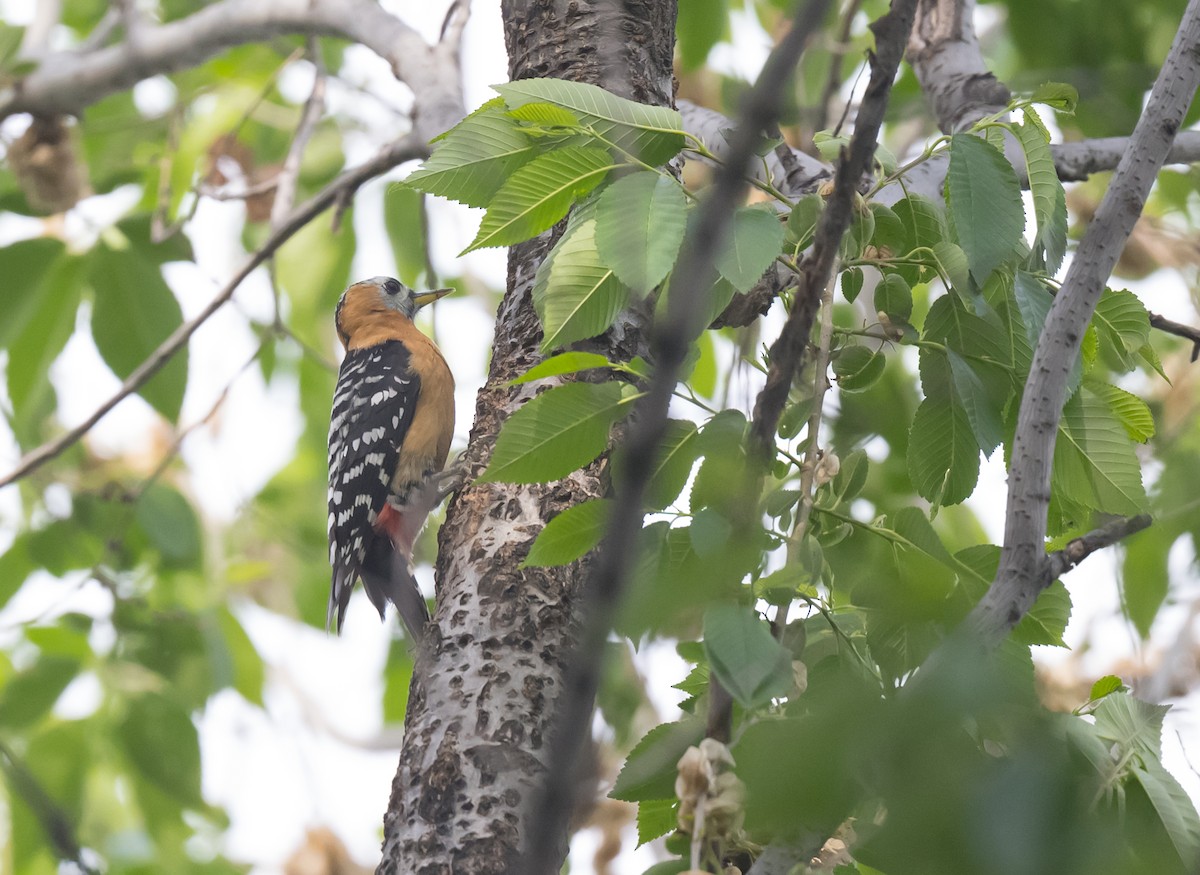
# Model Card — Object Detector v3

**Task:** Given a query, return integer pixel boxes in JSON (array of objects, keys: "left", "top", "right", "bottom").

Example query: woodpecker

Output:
[{"left": 327, "top": 276, "right": 454, "bottom": 637}]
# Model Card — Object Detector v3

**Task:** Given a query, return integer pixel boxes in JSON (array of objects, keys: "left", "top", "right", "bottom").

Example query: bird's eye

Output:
[{"left": 383, "top": 279, "right": 402, "bottom": 296}]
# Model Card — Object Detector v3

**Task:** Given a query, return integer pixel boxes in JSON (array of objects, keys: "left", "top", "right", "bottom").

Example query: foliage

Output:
[
  {"left": 412, "top": 76, "right": 1200, "bottom": 873},
  {"left": 1, "top": 2, "right": 1199, "bottom": 874}
]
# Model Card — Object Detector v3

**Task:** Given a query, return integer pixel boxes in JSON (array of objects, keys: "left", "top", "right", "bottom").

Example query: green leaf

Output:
[
  {"left": 0, "top": 238, "right": 66, "bottom": 349},
  {"left": 893, "top": 195, "right": 947, "bottom": 254},
  {"left": 118, "top": 692, "right": 202, "bottom": 804},
  {"left": 1132, "top": 758, "right": 1200, "bottom": 870},
  {"left": 610, "top": 717, "right": 705, "bottom": 802},
  {"left": 874, "top": 274, "right": 912, "bottom": 322},
  {"left": 405, "top": 100, "right": 537, "bottom": 208},
  {"left": 931, "top": 240, "right": 970, "bottom": 295},
  {"left": 1093, "top": 287, "right": 1151, "bottom": 370},
  {"left": 715, "top": 207, "right": 784, "bottom": 293},
  {"left": 2, "top": 244, "right": 85, "bottom": 437},
  {"left": 383, "top": 185, "right": 428, "bottom": 288},
  {"left": 614, "top": 418, "right": 701, "bottom": 511},
  {"left": 1052, "top": 388, "right": 1146, "bottom": 515},
  {"left": 1086, "top": 379, "right": 1155, "bottom": 442},
  {"left": 1014, "top": 270, "right": 1082, "bottom": 395},
  {"left": 1016, "top": 110, "right": 1068, "bottom": 274},
  {"left": 636, "top": 798, "right": 678, "bottom": 846},
  {"left": 523, "top": 499, "right": 612, "bottom": 567},
  {"left": 463, "top": 146, "right": 614, "bottom": 253},
  {"left": 1093, "top": 692, "right": 1169, "bottom": 760},
  {"left": 947, "top": 350, "right": 1006, "bottom": 455},
  {"left": 213, "top": 608, "right": 264, "bottom": 706},
  {"left": 833, "top": 346, "right": 886, "bottom": 393},
  {"left": 1013, "top": 580, "right": 1071, "bottom": 647},
  {"left": 786, "top": 194, "right": 824, "bottom": 251},
  {"left": 892, "top": 507, "right": 990, "bottom": 591},
  {"left": 595, "top": 171, "right": 687, "bottom": 292},
  {"left": 533, "top": 218, "right": 632, "bottom": 351},
  {"left": 0, "top": 23, "right": 24, "bottom": 70},
  {"left": 946, "top": 134, "right": 1026, "bottom": 285},
  {"left": 1090, "top": 675, "right": 1125, "bottom": 701},
  {"left": 480, "top": 381, "right": 633, "bottom": 483},
  {"left": 1031, "top": 81, "right": 1079, "bottom": 113},
  {"left": 813, "top": 129, "right": 850, "bottom": 162},
  {"left": 507, "top": 101, "right": 582, "bottom": 128},
  {"left": 677, "top": 0, "right": 728, "bottom": 70},
  {"left": 89, "top": 245, "right": 188, "bottom": 421},
  {"left": 702, "top": 604, "right": 794, "bottom": 709},
  {"left": 1122, "top": 524, "right": 1171, "bottom": 639},
  {"left": 496, "top": 78, "right": 685, "bottom": 166},
  {"left": 0, "top": 656, "right": 79, "bottom": 729},
  {"left": 135, "top": 484, "right": 202, "bottom": 569},
  {"left": 510, "top": 351, "right": 613, "bottom": 385},
  {"left": 907, "top": 398, "right": 980, "bottom": 507},
  {"left": 841, "top": 266, "right": 864, "bottom": 303}
]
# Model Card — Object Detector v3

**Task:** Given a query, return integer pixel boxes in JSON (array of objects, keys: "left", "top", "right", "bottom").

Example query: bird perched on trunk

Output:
[{"left": 327, "top": 276, "right": 454, "bottom": 637}]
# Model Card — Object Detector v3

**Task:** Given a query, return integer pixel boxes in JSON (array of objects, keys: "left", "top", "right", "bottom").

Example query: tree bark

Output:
[{"left": 376, "top": 2, "right": 676, "bottom": 873}]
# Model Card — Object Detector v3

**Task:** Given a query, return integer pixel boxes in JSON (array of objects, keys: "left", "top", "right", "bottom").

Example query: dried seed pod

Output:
[{"left": 7, "top": 115, "right": 90, "bottom": 214}]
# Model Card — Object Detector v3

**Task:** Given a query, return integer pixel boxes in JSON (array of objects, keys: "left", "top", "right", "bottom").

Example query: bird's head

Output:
[{"left": 335, "top": 277, "right": 452, "bottom": 347}]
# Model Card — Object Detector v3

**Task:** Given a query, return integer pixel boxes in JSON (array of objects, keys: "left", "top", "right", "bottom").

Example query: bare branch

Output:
[
  {"left": 968, "top": 0, "right": 1200, "bottom": 645},
  {"left": 749, "top": 0, "right": 919, "bottom": 459},
  {"left": 1045, "top": 514, "right": 1153, "bottom": 580},
  {"left": 270, "top": 39, "right": 326, "bottom": 228},
  {"left": 815, "top": 0, "right": 865, "bottom": 134},
  {"left": 0, "top": 0, "right": 465, "bottom": 140},
  {"left": 1149, "top": 311, "right": 1200, "bottom": 361},
  {"left": 1053, "top": 131, "right": 1200, "bottom": 182},
  {"left": 524, "top": 0, "right": 838, "bottom": 869},
  {"left": 0, "top": 739, "right": 97, "bottom": 874},
  {"left": 680, "top": 98, "right": 831, "bottom": 197},
  {"left": 0, "top": 133, "right": 429, "bottom": 490}
]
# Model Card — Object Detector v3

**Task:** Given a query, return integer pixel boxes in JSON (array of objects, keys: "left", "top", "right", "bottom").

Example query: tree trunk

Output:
[{"left": 376, "top": 2, "right": 676, "bottom": 873}]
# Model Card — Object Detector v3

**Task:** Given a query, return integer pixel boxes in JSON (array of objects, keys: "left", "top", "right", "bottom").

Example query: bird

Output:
[{"left": 327, "top": 276, "right": 455, "bottom": 637}]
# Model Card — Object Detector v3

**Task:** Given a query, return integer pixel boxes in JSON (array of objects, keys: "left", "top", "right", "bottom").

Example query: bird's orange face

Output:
[{"left": 335, "top": 277, "right": 451, "bottom": 347}]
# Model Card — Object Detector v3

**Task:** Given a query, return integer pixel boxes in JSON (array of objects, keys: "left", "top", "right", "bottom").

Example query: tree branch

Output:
[
  {"left": 0, "top": 739, "right": 97, "bottom": 875},
  {"left": 749, "top": 0, "right": 919, "bottom": 458},
  {"left": 967, "top": 0, "right": 1200, "bottom": 645},
  {"left": 269, "top": 39, "right": 326, "bottom": 229},
  {"left": 1045, "top": 514, "right": 1153, "bottom": 580},
  {"left": 0, "top": 0, "right": 465, "bottom": 140},
  {"left": 523, "top": 1, "right": 837, "bottom": 870},
  {"left": 0, "top": 133, "right": 429, "bottom": 490},
  {"left": 1149, "top": 311, "right": 1200, "bottom": 362},
  {"left": 1052, "top": 131, "right": 1200, "bottom": 181}
]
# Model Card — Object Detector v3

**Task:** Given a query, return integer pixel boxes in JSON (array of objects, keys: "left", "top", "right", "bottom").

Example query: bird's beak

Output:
[{"left": 413, "top": 288, "right": 453, "bottom": 309}]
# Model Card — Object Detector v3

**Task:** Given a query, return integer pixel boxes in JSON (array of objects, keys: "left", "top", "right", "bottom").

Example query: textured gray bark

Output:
[{"left": 376, "top": 2, "right": 676, "bottom": 873}]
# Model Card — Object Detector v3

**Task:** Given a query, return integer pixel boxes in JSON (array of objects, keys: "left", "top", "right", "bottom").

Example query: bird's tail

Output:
[{"left": 360, "top": 544, "right": 430, "bottom": 641}]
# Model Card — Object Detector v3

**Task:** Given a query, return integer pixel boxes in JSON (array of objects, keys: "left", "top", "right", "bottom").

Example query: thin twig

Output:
[
  {"left": 749, "top": 0, "right": 919, "bottom": 462},
  {"left": 523, "top": 1, "right": 837, "bottom": 870},
  {"left": 270, "top": 38, "right": 327, "bottom": 228},
  {"left": 818, "top": 0, "right": 865, "bottom": 134},
  {"left": 131, "top": 343, "right": 265, "bottom": 500},
  {"left": 1045, "top": 515, "right": 1153, "bottom": 580},
  {"left": 773, "top": 270, "right": 838, "bottom": 638},
  {"left": 0, "top": 133, "right": 428, "bottom": 490},
  {"left": 1149, "top": 311, "right": 1200, "bottom": 362},
  {"left": 0, "top": 740, "right": 98, "bottom": 875}
]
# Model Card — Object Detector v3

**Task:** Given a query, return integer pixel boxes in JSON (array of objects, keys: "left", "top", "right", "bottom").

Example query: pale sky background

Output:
[{"left": 0, "top": 1, "right": 1197, "bottom": 872}]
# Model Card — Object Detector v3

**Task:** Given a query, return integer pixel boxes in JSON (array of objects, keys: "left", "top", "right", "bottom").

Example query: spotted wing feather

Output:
[{"left": 327, "top": 340, "right": 420, "bottom": 632}]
